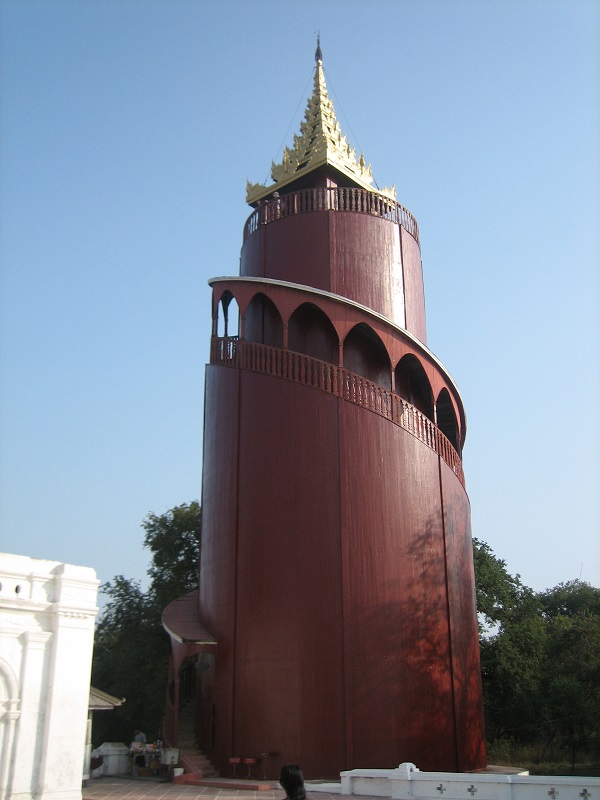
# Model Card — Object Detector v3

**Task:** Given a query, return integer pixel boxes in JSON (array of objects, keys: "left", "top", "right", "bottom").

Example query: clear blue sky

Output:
[{"left": 1, "top": 0, "right": 599, "bottom": 598}]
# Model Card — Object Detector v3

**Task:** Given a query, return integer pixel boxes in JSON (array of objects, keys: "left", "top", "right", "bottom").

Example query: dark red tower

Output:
[{"left": 163, "top": 44, "right": 487, "bottom": 778}]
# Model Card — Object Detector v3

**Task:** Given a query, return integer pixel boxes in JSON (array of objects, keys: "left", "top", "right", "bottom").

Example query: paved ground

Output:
[{"left": 82, "top": 777, "right": 351, "bottom": 800}]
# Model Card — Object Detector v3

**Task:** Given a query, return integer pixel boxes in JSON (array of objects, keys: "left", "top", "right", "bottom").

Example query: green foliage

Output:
[
  {"left": 485, "top": 738, "right": 600, "bottom": 776},
  {"left": 91, "top": 501, "right": 201, "bottom": 746},
  {"left": 143, "top": 501, "right": 202, "bottom": 611},
  {"left": 92, "top": 576, "right": 169, "bottom": 744},
  {"left": 479, "top": 588, "right": 547, "bottom": 741},
  {"left": 541, "top": 606, "right": 600, "bottom": 767},
  {"left": 540, "top": 580, "right": 600, "bottom": 619},
  {"left": 472, "top": 537, "right": 523, "bottom": 634},
  {"left": 473, "top": 542, "right": 600, "bottom": 772}
]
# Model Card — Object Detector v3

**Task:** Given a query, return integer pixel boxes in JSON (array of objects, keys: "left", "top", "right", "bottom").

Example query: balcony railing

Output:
[
  {"left": 211, "top": 337, "right": 464, "bottom": 487},
  {"left": 243, "top": 186, "right": 419, "bottom": 244}
]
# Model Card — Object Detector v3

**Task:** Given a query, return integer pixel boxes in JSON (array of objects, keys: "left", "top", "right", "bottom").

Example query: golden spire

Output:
[{"left": 246, "top": 42, "right": 395, "bottom": 205}]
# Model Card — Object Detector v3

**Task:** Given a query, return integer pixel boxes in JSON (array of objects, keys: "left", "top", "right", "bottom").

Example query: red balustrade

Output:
[
  {"left": 243, "top": 186, "right": 419, "bottom": 244},
  {"left": 210, "top": 337, "right": 464, "bottom": 487}
]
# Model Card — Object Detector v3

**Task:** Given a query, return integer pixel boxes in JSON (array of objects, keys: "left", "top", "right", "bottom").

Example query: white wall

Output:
[
  {"left": 336, "top": 765, "right": 600, "bottom": 800},
  {"left": 0, "top": 554, "right": 99, "bottom": 800}
]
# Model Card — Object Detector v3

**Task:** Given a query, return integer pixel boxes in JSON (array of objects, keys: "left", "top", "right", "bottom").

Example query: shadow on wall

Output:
[{"left": 349, "top": 510, "right": 484, "bottom": 771}]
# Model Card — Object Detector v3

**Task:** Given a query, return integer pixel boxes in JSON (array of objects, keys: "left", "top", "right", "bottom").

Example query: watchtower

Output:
[{"left": 163, "top": 41, "right": 487, "bottom": 778}]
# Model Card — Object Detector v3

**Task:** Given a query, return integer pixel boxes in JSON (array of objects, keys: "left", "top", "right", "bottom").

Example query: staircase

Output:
[{"left": 176, "top": 699, "right": 218, "bottom": 778}]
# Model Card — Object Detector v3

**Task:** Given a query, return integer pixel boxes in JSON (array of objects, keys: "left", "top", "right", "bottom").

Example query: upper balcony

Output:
[
  {"left": 244, "top": 186, "right": 420, "bottom": 244},
  {"left": 211, "top": 336, "right": 464, "bottom": 488}
]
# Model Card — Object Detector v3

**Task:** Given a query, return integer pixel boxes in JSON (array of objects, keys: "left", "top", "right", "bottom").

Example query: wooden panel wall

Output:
[
  {"left": 240, "top": 225, "right": 262, "bottom": 278},
  {"left": 242, "top": 213, "right": 332, "bottom": 291},
  {"left": 339, "top": 404, "right": 456, "bottom": 770},
  {"left": 199, "top": 367, "right": 485, "bottom": 777},
  {"left": 330, "top": 213, "right": 405, "bottom": 329},
  {"left": 441, "top": 463, "right": 487, "bottom": 771},
  {"left": 199, "top": 365, "right": 241, "bottom": 763},
  {"left": 240, "top": 213, "right": 419, "bottom": 336},
  {"left": 234, "top": 373, "right": 345, "bottom": 777},
  {"left": 400, "top": 226, "right": 427, "bottom": 344}
]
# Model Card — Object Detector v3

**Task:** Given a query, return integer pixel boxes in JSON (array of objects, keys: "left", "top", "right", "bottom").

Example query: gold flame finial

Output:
[{"left": 246, "top": 42, "right": 395, "bottom": 205}]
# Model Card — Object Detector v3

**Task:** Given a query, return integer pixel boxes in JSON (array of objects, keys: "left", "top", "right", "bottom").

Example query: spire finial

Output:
[{"left": 246, "top": 38, "right": 396, "bottom": 205}]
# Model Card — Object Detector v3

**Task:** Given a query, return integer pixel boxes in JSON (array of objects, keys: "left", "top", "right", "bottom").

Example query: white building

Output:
[{"left": 0, "top": 553, "right": 99, "bottom": 800}]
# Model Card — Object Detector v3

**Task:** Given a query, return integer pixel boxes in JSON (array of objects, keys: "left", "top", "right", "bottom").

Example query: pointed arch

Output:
[
  {"left": 395, "top": 354, "right": 434, "bottom": 422},
  {"left": 288, "top": 302, "right": 339, "bottom": 364},
  {"left": 216, "top": 291, "right": 240, "bottom": 338},
  {"left": 436, "top": 388, "right": 460, "bottom": 453},
  {"left": 245, "top": 293, "right": 284, "bottom": 348},
  {"left": 343, "top": 323, "right": 391, "bottom": 389}
]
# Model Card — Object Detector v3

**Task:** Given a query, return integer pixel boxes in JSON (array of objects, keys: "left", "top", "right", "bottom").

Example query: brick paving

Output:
[{"left": 82, "top": 777, "right": 349, "bottom": 800}]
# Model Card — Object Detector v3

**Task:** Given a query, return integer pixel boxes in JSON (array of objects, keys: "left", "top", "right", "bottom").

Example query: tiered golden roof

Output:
[{"left": 246, "top": 41, "right": 395, "bottom": 205}]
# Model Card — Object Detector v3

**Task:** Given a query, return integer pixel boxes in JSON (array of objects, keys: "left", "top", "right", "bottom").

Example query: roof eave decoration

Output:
[
  {"left": 246, "top": 46, "right": 396, "bottom": 206},
  {"left": 89, "top": 686, "right": 126, "bottom": 711}
]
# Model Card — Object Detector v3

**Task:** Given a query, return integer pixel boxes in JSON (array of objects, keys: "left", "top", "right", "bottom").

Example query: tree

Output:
[
  {"left": 91, "top": 501, "right": 201, "bottom": 746},
  {"left": 92, "top": 575, "right": 167, "bottom": 742},
  {"left": 539, "top": 584, "right": 600, "bottom": 769},
  {"left": 539, "top": 580, "right": 600, "bottom": 619},
  {"left": 479, "top": 588, "right": 547, "bottom": 742},
  {"left": 143, "top": 501, "right": 202, "bottom": 611},
  {"left": 472, "top": 537, "right": 523, "bottom": 634},
  {"left": 473, "top": 541, "right": 600, "bottom": 769}
]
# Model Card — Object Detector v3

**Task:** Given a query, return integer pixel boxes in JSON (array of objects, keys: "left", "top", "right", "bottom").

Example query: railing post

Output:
[
  {"left": 244, "top": 189, "right": 419, "bottom": 245},
  {"left": 209, "top": 337, "right": 462, "bottom": 486}
]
